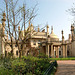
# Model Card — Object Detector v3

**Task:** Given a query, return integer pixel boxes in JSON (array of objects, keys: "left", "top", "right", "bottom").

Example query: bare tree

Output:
[
  {"left": 68, "top": 3, "right": 75, "bottom": 25},
  {"left": 0, "top": 0, "right": 37, "bottom": 59}
]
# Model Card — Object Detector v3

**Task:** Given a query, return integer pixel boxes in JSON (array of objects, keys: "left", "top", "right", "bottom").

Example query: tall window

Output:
[
  {"left": 59, "top": 51, "right": 61, "bottom": 55},
  {"left": 10, "top": 45, "right": 12, "bottom": 48},
  {"left": 33, "top": 40, "right": 36, "bottom": 45},
  {"left": 15, "top": 44, "right": 17, "bottom": 47},
  {"left": 38, "top": 40, "right": 40, "bottom": 43},
  {"left": 55, "top": 51, "right": 56, "bottom": 56},
  {"left": 67, "top": 51, "right": 69, "bottom": 56},
  {"left": 16, "top": 50, "right": 18, "bottom": 56},
  {"left": 5, "top": 51, "right": 7, "bottom": 57}
]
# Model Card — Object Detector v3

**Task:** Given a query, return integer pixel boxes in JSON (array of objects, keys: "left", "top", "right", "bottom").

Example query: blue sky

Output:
[
  {"left": 0, "top": 0, "right": 75, "bottom": 40},
  {"left": 26, "top": 0, "right": 74, "bottom": 40}
]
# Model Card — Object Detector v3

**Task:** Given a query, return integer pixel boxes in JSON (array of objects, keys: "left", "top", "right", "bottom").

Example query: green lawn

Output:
[{"left": 49, "top": 57, "right": 75, "bottom": 60}]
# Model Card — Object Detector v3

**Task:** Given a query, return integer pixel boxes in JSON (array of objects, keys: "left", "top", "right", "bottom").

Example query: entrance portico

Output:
[{"left": 45, "top": 42, "right": 61, "bottom": 58}]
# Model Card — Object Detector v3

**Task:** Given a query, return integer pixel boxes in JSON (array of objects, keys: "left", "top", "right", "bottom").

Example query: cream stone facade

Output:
[{"left": 0, "top": 12, "right": 75, "bottom": 58}]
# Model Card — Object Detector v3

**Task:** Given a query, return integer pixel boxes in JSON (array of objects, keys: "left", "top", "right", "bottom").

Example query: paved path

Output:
[{"left": 55, "top": 60, "right": 75, "bottom": 75}]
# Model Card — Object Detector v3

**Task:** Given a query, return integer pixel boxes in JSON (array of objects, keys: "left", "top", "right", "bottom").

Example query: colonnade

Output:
[{"left": 46, "top": 44, "right": 67, "bottom": 58}]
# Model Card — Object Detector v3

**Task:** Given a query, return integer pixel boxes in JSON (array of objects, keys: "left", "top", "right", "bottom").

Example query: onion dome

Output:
[{"left": 50, "top": 26, "right": 59, "bottom": 41}]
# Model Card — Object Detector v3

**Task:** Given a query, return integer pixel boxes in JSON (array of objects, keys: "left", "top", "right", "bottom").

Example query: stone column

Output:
[
  {"left": 48, "top": 45, "right": 49, "bottom": 57},
  {"left": 46, "top": 44, "right": 49, "bottom": 58},
  {"left": 7, "top": 31, "right": 8, "bottom": 41},
  {"left": 51, "top": 44, "right": 54, "bottom": 57},
  {"left": 58, "top": 46, "right": 59, "bottom": 58},
  {"left": 1, "top": 12, "right": 6, "bottom": 57},
  {"left": 0, "top": 37, "right": 2, "bottom": 55},
  {"left": 62, "top": 44, "right": 67, "bottom": 58},
  {"left": 62, "top": 45, "right": 66, "bottom": 58},
  {"left": 56, "top": 47, "right": 58, "bottom": 57},
  {"left": 65, "top": 44, "right": 67, "bottom": 57},
  {"left": 61, "top": 30, "right": 66, "bottom": 58},
  {"left": 47, "top": 25, "right": 49, "bottom": 36},
  {"left": 54, "top": 47, "right": 56, "bottom": 58},
  {"left": 2, "top": 12, "right": 6, "bottom": 37},
  {"left": 71, "top": 24, "right": 74, "bottom": 41},
  {"left": 18, "top": 26, "right": 20, "bottom": 39}
]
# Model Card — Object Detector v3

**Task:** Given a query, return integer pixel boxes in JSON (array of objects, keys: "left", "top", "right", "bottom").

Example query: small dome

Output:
[
  {"left": 50, "top": 32, "right": 59, "bottom": 39},
  {"left": 50, "top": 26, "right": 59, "bottom": 41},
  {"left": 47, "top": 25, "right": 49, "bottom": 28}
]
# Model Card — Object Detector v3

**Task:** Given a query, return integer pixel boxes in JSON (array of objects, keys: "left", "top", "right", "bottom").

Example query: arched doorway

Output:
[
  {"left": 27, "top": 51, "right": 29, "bottom": 56},
  {"left": 67, "top": 50, "right": 69, "bottom": 57}
]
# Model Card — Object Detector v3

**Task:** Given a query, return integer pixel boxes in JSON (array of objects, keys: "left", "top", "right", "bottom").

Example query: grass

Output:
[{"left": 49, "top": 57, "right": 75, "bottom": 60}]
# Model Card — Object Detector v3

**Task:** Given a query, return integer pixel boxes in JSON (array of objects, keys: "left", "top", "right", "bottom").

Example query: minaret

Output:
[
  {"left": 30, "top": 23, "right": 34, "bottom": 35},
  {"left": 46, "top": 24, "right": 50, "bottom": 58},
  {"left": 38, "top": 26, "right": 40, "bottom": 32},
  {"left": 29, "top": 21, "right": 30, "bottom": 26},
  {"left": 61, "top": 30, "right": 67, "bottom": 57},
  {"left": 2, "top": 12, "right": 6, "bottom": 37},
  {"left": 47, "top": 24, "right": 49, "bottom": 36},
  {"left": 31, "top": 23, "right": 33, "bottom": 26},
  {"left": 51, "top": 26, "right": 53, "bottom": 34},
  {"left": 69, "top": 34, "right": 71, "bottom": 42},
  {"left": 47, "top": 35, "right": 50, "bottom": 43},
  {"left": 46, "top": 34, "right": 50, "bottom": 58},
  {"left": 0, "top": 12, "right": 6, "bottom": 56},
  {"left": 71, "top": 24, "right": 74, "bottom": 41},
  {"left": 7, "top": 31, "right": 8, "bottom": 41},
  {"left": 61, "top": 30, "right": 64, "bottom": 43},
  {"left": 30, "top": 23, "right": 34, "bottom": 30},
  {"left": 18, "top": 25, "right": 20, "bottom": 39}
]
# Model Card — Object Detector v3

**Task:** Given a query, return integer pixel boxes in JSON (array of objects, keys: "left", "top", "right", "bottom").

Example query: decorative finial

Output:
[
  {"left": 69, "top": 34, "right": 71, "bottom": 39},
  {"left": 38, "top": 25, "right": 40, "bottom": 32},
  {"left": 7, "top": 31, "right": 8, "bottom": 34},
  {"left": 51, "top": 26, "right": 54, "bottom": 34},
  {"left": 48, "top": 35, "right": 50, "bottom": 38},
  {"left": 31, "top": 23, "right": 33, "bottom": 26},
  {"left": 2, "top": 11, "right": 6, "bottom": 22},
  {"left": 47, "top": 25, "right": 49, "bottom": 28},
  {"left": 3, "top": 11, "right": 6, "bottom": 17},
  {"left": 61, "top": 30, "right": 64, "bottom": 42},
  {"left": 51, "top": 26, "right": 53, "bottom": 31},
  {"left": 18, "top": 26, "right": 20, "bottom": 30},
  {"left": 61, "top": 30, "right": 63, "bottom": 34},
  {"left": 29, "top": 21, "right": 30, "bottom": 26},
  {"left": 7, "top": 31, "right": 8, "bottom": 40},
  {"left": 73, "top": 23, "right": 74, "bottom": 26}
]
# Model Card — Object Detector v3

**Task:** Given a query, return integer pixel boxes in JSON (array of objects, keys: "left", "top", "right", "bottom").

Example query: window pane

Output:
[
  {"left": 59, "top": 51, "right": 61, "bottom": 55},
  {"left": 16, "top": 51, "right": 18, "bottom": 56}
]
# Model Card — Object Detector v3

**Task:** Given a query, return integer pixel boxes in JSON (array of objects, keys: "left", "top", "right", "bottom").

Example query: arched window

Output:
[
  {"left": 16, "top": 50, "right": 18, "bottom": 56},
  {"left": 15, "top": 44, "right": 17, "bottom": 47},
  {"left": 33, "top": 40, "right": 36, "bottom": 45},
  {"left": 67, "top": 50, "right": 69, "bottom": 56},
  {"left": 5, "top": 51, "right": 7, "bottom": 57},
  {"left": 59, "top": 51, "right": 61, "bottom": 55},
  {"left": 38, "top": 40, "right": 40, "bottom": 44}
]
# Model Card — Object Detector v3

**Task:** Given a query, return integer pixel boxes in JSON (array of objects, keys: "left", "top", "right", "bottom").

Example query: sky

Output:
[{"left": 0, "top": 0, "right": 75, "bottom": 40}]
